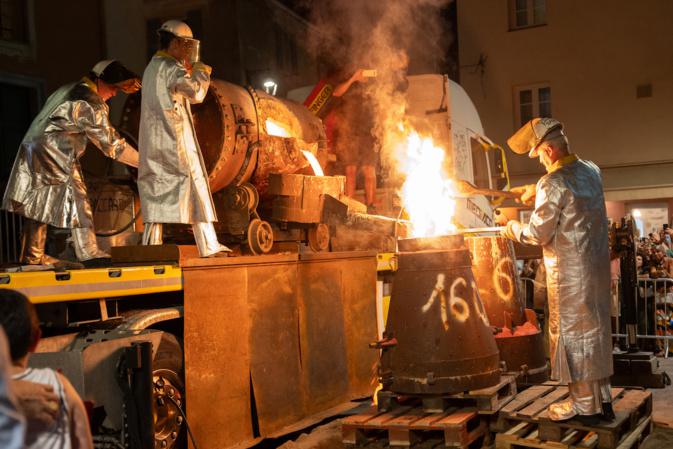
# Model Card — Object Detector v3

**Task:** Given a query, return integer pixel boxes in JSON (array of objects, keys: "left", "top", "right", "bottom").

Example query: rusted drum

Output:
[
  {"left": 379, "top": 234, "right": 500, "bottom": 395},
  {"left": 119, "top": 79, "right": 326, "bottom": 195},
  {"left": 466, "top": 235, "right": 548, "bottom": 384},
  {"left": 466, "top": 236, "right": 525, "bottom": 327}
]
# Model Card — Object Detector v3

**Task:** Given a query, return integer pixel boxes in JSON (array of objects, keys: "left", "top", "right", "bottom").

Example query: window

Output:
[
  {"left": 0, "top": 78, "right": 42, "bottom": 264},
  {"left": 515, "top": 84, "right": 551, "bottom": 127},
  {"left": 471, "top": 137, "right": 490, "bottom": 190},
  {"left": 0, "top": 0, "right": 28, "bottom": 43},
  {"left": 470, "top": 137, "right": 508, "bottom": 191},
  {"left": 509, "top": 0, "right": 546, "bottom": 30},
  {"left": 274, "top": 25, "right": 299, "bottom": 74}
]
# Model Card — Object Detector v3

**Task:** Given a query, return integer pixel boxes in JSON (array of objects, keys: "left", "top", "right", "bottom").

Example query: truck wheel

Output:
[
  {"left": 308, "top": 223, "right": 330, "bottom": 252},
  {"left": 153, "top": 333, "right": 185, "bottom": 449},
  {"left": 247, "top": 218, "right": 274, "bottom": 255}
]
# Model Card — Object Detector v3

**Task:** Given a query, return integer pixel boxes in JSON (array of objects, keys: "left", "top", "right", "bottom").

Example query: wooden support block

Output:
[
  {"left": 388, "top": 427, "right": 416, "bottom": 447},
  {"left": 341, "top": 426, "right": 368, "bottom": 445},
  {"left": 538, "top": 422, "right": 564, "bottom": 442}
]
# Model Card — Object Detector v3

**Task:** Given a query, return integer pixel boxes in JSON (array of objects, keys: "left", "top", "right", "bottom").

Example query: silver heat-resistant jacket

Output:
[
  {"left": 2, "top": 79, "right": 138, "bottom": 229},
  {"left": 138, "top": 52, "right": 217, "bottom": 224},
  {"left": 511, "top": 155, "right": 613, "bottom": 383}
]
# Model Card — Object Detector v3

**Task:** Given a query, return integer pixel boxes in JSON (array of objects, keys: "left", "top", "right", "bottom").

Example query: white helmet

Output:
[{"left": 159, "top": 20, "right": 195, "bottom": 40}]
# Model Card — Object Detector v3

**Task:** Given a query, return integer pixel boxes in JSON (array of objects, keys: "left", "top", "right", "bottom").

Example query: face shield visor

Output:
[
  {"left": 178, "top": 37, "right": 201, "bottom": 63},
  {"left": 506, "top": 118, "right": 564, "bottom": 158}
]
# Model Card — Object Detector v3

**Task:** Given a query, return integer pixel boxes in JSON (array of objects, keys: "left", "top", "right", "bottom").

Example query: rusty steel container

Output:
[
  {"left": 120, "top": 79, "right": 326, "bottom": 195},
  {"left": 466, "top": 235, "right": 548, "bottom": 384},
  {"left": 466, "top": 235, "right": 526, "bottom": 327},
  {"left": 379, "top": 234, "right": 501, "bottom": 395}
]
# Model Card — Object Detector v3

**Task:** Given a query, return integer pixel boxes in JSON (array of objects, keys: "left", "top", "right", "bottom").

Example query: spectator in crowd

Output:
[
  {"left": 636, "top": 225, "right": 673, "bottom": 279},
  {"left": 0, "top": 289, "right": 93, "bottom": 449},
  {"left": 0, "top": 326, "right": 24, "bottom": 449}
]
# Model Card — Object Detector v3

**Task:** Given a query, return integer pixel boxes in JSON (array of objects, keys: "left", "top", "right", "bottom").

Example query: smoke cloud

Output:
[{"left": 302, "top": 0, "right": 453, "bottom": 181}]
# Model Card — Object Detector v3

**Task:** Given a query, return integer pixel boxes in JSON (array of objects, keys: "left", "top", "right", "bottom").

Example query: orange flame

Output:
[{"left": 396, "top": 127, "right": 457, "bottom": 238}]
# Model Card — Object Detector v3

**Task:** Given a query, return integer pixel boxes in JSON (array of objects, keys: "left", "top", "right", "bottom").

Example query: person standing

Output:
[
  {"left": 0, "top": 290, "right": 93, "bottom": 449},
  {"left": 304, "top": 68, "right": 379, "bottom": 212},
  {"left": 2, "top": 60, "right": 141, "bottom": 267},
  {"left": 138, "top": 20, "right": 230, "bottom": 257},
  {"left": 0, "top": 327, "right": 24, "bottom": 449},
  {"left": 502, "top": 118, "right": 614, "bottom": 423}
]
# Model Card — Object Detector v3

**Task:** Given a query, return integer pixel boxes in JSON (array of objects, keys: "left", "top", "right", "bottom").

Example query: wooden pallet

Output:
[
  {"left": 495, "top": 417, "right": 652, "bottom": 449},
  {"left": 494, "top": 385, "right": 653, "bottom": 449},
  {"left": 380, "top": 375, "right": 518, "bottom": 415},
  {"left": 342, "top": 405, "right": 488, "bottom": 448},
  {"left": 452, "top": 374, "right": 518, "bottom": 413}
]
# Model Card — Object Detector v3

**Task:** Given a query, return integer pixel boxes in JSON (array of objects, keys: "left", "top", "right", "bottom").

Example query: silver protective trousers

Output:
[
  {"left": 548, "top": 377, "right": 612, "bottom": 420},
  {"left": 142, "top": 222, "right": 223, "bottom": 257},
  {"left": 21, "top": 217, "right": 108, "bottom": 264}
]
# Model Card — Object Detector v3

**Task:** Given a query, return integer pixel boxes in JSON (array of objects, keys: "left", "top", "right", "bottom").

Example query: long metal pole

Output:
[{"left": 453, "top": 226, "right": 505, "bottom": 235}]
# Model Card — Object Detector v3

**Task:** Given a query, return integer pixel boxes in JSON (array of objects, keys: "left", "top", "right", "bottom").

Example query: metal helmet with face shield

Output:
[
  {"left": 159, "top": 19, "right": 200, "bottom": 62},
  {"left": 507, "top": 117, "right": 565, "bottom": 158}
]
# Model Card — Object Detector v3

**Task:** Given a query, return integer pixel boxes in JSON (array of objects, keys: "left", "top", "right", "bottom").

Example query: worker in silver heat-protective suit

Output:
[
  {"left": 138, "top": 20, "right": 230, "bottom": 257},
  {"left": 502, "top": 118, "right": 614, "bottom": 424},
  {"left": 2, "top": 60, "right": 141, "bottom": 267}
]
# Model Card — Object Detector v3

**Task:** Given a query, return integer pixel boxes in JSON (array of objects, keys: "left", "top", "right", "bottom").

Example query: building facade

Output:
[
  {"left": 103, "top": 0, "right": 319, "bottom": 100},
  {"left": 457, "top": 0, "right": 673, "bottom": 224}
]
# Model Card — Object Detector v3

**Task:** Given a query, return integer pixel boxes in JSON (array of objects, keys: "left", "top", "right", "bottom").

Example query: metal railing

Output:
[
  {"left": 521, "top": 275, "right": 673, "bottom": 358},
  {"left": 0, "top": 210, "right": 22, "bottom": 265},
  {"left": 629, "top": 277, "right": 673, "bottom": 357}
]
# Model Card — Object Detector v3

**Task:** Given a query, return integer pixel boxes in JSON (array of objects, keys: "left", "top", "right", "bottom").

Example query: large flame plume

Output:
[{"left": 395, "top": 126, "right": 456, "bottom": 238}]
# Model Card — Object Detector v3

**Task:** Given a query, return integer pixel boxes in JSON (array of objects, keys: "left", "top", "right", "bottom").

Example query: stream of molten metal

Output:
[
  {"left": 301, "top": 150, "right": 324, "bottom": 176},
  {"left": 396, "top": 128, "right": 457, "bottom": 238}
]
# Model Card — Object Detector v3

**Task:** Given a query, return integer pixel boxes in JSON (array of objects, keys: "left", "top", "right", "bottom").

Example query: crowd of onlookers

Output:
[
  {"left": 632, "top": 225, "right": 673, "bottom": 354},
  {"left": 636, "top": 225, "right": 673, "bottom": 279}
]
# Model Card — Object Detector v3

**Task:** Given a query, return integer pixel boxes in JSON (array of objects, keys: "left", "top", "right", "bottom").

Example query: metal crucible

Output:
[{"left": 378, "top": 234, "right": 501, "bottom": 395}]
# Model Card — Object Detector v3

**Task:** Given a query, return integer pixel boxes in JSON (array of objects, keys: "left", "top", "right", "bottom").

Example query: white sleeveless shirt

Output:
[{"left": 12, "top": 367, "right": 71, "bottom": 449}]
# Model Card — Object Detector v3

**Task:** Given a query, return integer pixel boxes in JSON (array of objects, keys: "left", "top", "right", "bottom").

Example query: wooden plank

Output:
[
  {"left": 615, "top": 417, "right": 651, "bottom": 449},
  {"left": 576, "top": 432, "right": 599, "bottom": 448},
  {"left": 517, "top": 387, "right": 569, "bottom": 418},
  {"left": 504, "top": 421, "right": 533, "bottom": 437},
  {"left": 434, "top": 409, "right": 477, "bottom": 427},
  {"left": 384, "top": 407, "right": 427, "bottom": 428},
  {"left": 501, "top": 385, "right": 556, "bottom": 415},
  {"left": 559, "top": 429, "right": 587, "bottom": 446},
  {"left": 363, "top": 406, "right": 414, "bottom": 428},
  {"left": 409, "top": 408, "right": 457, "bottom": 429},
  {"left": 341, "top": 407, "right": 387, "bottom": 426},
  {"left": 613, "top": 390, "right": 651, "bottom": 413},
  {"left": 496, "top": 431, "right": 572, "bottom": 449}
]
